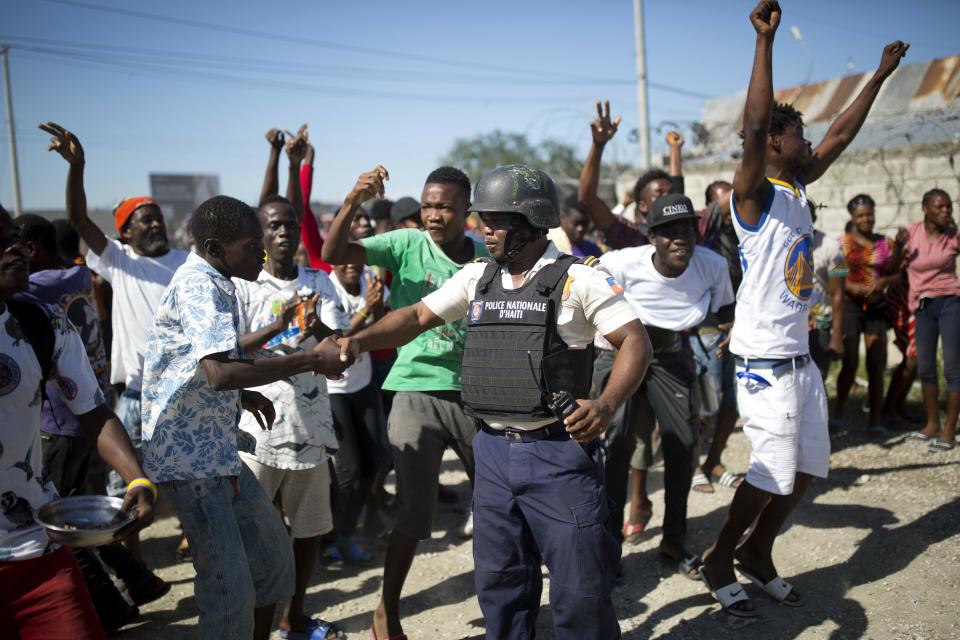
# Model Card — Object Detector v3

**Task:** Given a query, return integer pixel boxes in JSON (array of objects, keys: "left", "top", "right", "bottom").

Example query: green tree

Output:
[{"left": 440, "top": 129, "right": 583, "bottom": 184}]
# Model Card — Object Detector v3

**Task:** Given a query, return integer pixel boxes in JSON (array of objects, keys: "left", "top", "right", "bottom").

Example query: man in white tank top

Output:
[{"left": 700, "top": 0, "right": 908, "bottom": 618}]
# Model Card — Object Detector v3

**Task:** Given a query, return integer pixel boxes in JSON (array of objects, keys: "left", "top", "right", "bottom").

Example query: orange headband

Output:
[{"left": 114, "top": 196, "right": 157, "bottom": 231}]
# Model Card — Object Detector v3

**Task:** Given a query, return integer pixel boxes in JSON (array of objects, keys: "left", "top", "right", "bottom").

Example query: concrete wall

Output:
[{"left": 672, "top": 141, "right": 960, "bottom": 238}]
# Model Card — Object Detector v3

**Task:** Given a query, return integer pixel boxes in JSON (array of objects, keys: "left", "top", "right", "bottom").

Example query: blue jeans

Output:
[
  {"left": 165, "top": 463, "right": 295, "bottom": 640},
  {"left": 107, "top": 389, "right": 142, "bottom": 497},
  {"left": 915, "top": 295, "right": 960, "bottom": 391}
]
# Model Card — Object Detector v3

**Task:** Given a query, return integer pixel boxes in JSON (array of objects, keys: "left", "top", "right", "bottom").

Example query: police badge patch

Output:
[{"left": 468, "top": 300, "right": 484, "bottom": 324}]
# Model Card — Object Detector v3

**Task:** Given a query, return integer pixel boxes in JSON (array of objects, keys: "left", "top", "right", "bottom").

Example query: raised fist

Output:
[
  {"left": 877, "top": 41, "right": 909, "bottom": 79},
  {"left": 749, "top": 0, "right": 781, "bottom": 37}
]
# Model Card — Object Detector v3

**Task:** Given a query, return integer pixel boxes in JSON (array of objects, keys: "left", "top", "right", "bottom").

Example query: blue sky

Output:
[{"left": 1, "top": 0, "right": 957, "bottom": 211}]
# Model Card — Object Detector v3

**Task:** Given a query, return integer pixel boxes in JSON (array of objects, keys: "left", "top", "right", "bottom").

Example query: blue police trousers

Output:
[{"left": 472, "top": 428, "right": 621, "bottom": 640}]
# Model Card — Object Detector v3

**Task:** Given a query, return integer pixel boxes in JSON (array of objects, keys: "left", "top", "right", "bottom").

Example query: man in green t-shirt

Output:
[{"left": 323, "top": 165, "right": 487, "bottom": 639}]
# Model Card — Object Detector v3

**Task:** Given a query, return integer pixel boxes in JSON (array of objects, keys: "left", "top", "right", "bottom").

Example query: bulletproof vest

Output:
[{"left": 461, "top": 254, "right": 594, "bottom": 422}]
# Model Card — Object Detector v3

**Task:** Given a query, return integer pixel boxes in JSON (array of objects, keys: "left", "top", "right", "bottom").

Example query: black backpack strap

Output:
[{"left": 7, "top": 300, "right": 56, "bottom": 384}]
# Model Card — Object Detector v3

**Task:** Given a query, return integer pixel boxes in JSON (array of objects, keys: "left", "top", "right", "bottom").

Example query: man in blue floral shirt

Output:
[{"left": 140, "top": 195, "right": 350, "bottom": 640}]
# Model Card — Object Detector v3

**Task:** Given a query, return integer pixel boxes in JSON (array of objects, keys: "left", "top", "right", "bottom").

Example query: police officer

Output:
[{"left": 338, "top": 164, "right": 651, "bottom": 640}]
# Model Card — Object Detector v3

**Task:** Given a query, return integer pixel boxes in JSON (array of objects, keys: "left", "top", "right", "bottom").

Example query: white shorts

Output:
[
  {"left": 242, "top": 456, "right": 333, "bottom": 539},
  {"left": 735, "top": 359, "right": 829, "bottom": 495}
]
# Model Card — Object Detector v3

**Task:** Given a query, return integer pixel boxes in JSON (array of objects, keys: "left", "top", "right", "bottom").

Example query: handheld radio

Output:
[{"left": 526, "top": 350, "right": 578, "bottom": 421}]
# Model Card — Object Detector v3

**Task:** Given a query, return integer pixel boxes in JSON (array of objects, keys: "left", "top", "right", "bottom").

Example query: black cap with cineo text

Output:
[{"left": 647, "top": 193, "right": 699, "bottom": 231}]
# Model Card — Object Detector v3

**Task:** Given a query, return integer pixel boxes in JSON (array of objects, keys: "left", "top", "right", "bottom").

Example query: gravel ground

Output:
[{"left": 118, "top": 402, "right": 960, "bottom": 640}]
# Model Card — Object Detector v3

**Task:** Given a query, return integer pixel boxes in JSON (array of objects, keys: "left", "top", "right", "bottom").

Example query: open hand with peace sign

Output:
[
  {"left": 38, "top": 122, "right": 85, "bottom": 166},
  {"left": 590, "top": 100, "right": 621, "bottom": 147}
]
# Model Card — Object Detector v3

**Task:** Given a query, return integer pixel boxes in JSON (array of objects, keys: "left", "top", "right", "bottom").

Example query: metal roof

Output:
[{"left": 691, "top": 54, "right": 960, "bottom": 161}]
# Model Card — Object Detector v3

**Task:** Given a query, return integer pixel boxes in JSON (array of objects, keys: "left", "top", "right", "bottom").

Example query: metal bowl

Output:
[{"left": 36, "top": 496, "right": 135, "bottom": 548}]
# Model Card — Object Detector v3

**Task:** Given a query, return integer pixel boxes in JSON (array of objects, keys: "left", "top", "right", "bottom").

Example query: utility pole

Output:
[
  {"left": 2, "top": 46, "right": 22, "bottom": 216},
  {"left": 632, "top": 0, "right": 651, "bottom": 171}
]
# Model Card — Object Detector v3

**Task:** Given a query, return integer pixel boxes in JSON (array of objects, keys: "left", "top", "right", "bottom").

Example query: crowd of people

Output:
[{"left": 2, "top": 2, "right": 958, "bottom": 639}]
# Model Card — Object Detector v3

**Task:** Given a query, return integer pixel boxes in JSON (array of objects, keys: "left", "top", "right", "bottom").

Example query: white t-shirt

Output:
[
  {"left": 233, "top": 267, "right": 350, "bottom": 470},
  {"left": 0, "top": 303, "right": 106, "bottom": 561},
  {"left": 730, "top": 179, "right": 814, "bottom": 358},
  {"left": 600, "top": 244, "right": 734, "bottom": 331},
  {"left": 422, "top": 242, "right": 638, "bottom": 429},
  {"left": 327, "top": 268, "right": 391, "bottom": 395},
  {"left": 86, "top": 240, "right": 188, "bottom": 390}
]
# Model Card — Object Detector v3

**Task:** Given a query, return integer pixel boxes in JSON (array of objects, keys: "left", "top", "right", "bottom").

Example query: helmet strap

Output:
[{"left": 498, "top": 217, "right": 543, "bottom": 264}]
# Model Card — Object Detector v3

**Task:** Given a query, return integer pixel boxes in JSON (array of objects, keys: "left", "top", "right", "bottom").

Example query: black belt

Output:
[
  {"left": 733, "top": 354, "right": 810, "bottom": 371},
  {"left": 480, "top": 421, "right": 570, "bottom": 443}
]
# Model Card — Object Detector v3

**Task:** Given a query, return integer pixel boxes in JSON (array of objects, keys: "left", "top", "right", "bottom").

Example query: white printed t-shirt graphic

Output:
[
  {"left": 85, "top": 240, "right": 188, "bottom": 390},
  {"left": 328, "top": 268, "right": 390, "bottom": 395},
  {"left": 233, "top": 267, "right": 350, "bottom": 470},
  {"left": 730, "top": 179, "right": 814, "bottom": 358},
  {"left": 600, "top": 244, "right": 734, "bottom": 331},
  {"left": 0, "top": 305, "right": 106, "bottom": 561}
]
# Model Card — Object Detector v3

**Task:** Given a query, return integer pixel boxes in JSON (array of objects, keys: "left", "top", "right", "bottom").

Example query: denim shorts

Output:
[{"left": 164, "top": 463, "right": 294, "bottom": 640}]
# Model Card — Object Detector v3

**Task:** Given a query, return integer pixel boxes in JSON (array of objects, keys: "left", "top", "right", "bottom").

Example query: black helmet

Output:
[{"left": 469, "top": 164, "right": 560, "bottom": 229}]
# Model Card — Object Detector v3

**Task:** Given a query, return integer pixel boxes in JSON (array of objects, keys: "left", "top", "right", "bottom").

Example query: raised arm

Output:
[
  {"left": 38, "top": 122, "right": 107, "bottom": 255},
  {"left": 804, "top": 41, "right": 908, "bottom": 184},
  {"left": 299, "top": 143, "right": 331, "bottom": 271},
  {"left": 578, "top": 100, "right": 622, "bottom": 234},
  {"left": 666, "top": 130, "right": 684, "bottom": 178},
  {"left": 321, "top": 167, "right": 388, "bottom": 265},
  {"left": 285, "top": 124, "right": 308, "bottom": 219},
  {"left": 259, "top": 128, "right": 285, "bottom": 205},
  {"left": 731, "top": 0, "right": 780, "bottom": 227}
]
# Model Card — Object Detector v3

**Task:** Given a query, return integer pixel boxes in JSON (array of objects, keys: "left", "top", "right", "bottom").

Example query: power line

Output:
[
  {"left": 36, "top": 0, "right": 618, "bottom": 83},
  {"left": 12, "top": 47, "right": 624, "bottom": 105},
  {"left": 5, "top": 43, "right": 709, "bottom": 106},
  {"left": 28, "top": 1, "right": 711, "bottom": 100},
  {"left": 0, "top": 35, "right": 634, "bottom": 87}
]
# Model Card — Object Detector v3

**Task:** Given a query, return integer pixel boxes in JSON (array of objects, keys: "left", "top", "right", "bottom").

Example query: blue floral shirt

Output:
[{"left": 141, "top": 253, "right": 244, "bottom": 482}]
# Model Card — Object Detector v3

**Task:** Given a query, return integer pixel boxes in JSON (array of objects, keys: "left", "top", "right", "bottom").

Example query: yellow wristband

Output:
[
  {"left": 127, "top": 478, "right": 158, "bottom": 502},
  {"left": 357, "top": 308, "right": 370, "bottom": 319}
]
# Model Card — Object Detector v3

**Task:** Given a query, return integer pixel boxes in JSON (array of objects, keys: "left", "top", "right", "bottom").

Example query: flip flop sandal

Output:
[
  {"left": 701, "top": 569, "right": 757, "bottom": 618},
  {"left": 622, "top": 511, "right": 652, "bottom": 545},
  {"left": 660, "top": 551, "right": 702, "bottom": 581},
  {"left": 736, "top": 564, "right": 805, "bottom": 607},
  {"left": 907, "top": 431, "right": 935, "bottom": 442},
  {"left": 281, "top": 619, "right": 347, "bottom": 640},
  {"left": 711, "top": 470, "right": 743, "bottom": 488},
  {"left": 692, "top": 470, "right": 715, "bottom": 493},
  {"left": 928, "top": 440, "right": 957, "bottom": 452}
]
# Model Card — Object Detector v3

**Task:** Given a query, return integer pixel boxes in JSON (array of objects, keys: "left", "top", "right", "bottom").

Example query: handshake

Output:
[{"left": 310, "top": 335, "right": 362, "bottom": 379}]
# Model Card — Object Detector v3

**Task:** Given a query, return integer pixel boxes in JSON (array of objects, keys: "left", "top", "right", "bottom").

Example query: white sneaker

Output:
[{"left": 460, "top": 512, "right": 474, "bottom": 539}]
